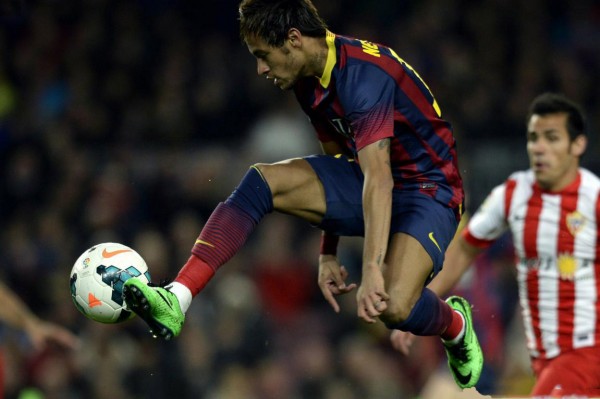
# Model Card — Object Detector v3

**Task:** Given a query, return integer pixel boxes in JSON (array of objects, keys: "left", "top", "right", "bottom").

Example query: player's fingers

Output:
[
  {"left": 328, "top": 297, "right": 341, "bottom": 313},
  {"left": 340, "top": 265, "right": 350, "bottom": 280},
  {"left": 364, "top": 297, "right": 383, "bottom": 319},
  {"left": 338, "top": 283, "right": 357, "bottom": 294},
  {"left": 390, "top": 330, "right": 402, "bottom": 352},
  {"left": 379, "top": 291, "right": 391, "bottom": 301},
  {"left": 330, "top": 270, "right": 348, "bottom": 290},
  {"left": 320, "top": 286, "right": 341, "bottom": 313},
  {"left": 390, "top": 331, "right": 413, "bottom": 356},
  {"left": 402, "top": 334, "right": 415, "bottom": 355},
  {"left": 374, "top": 298, "right": 388, "bottom": 313},
  {"left": 369, "top": 298, "right": 387, "bottom": 316},
  {"left": 358, "top": 306, "right": 376, "bottom": 323}
]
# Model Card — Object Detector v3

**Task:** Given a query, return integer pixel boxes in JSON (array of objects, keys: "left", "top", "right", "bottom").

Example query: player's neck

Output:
[
  {"left": 537, "top": 167, "right": 580, "bottom": 193},
  {"left": 303, "top": 36, "right": 329, "bottom": 78}
]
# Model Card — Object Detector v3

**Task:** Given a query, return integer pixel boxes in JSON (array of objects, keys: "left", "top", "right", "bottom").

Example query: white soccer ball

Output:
[{"left": 69, "top": 242, "right": 151, "bottom": 324}]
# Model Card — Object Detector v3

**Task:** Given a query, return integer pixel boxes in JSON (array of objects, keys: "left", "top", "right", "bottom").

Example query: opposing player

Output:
[
  {"left": 123, "top": 0, "right": 483, "bottom": 388},
  {"left": 392, "top": 92, "right": 600, "bottom": 396}
]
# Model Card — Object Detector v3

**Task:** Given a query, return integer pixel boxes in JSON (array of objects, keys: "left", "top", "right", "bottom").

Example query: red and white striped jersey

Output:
[{"left": 463, "top": 168, "right": 600, "bottom": 359}]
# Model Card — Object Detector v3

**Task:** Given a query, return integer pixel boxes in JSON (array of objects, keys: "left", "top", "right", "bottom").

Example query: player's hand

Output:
[
  {"left": 390, "top": 329, "right": 415, "bottom": 356},
  {"left": 318, "top": 254, "right": 357, "bottom": 313},
  {"left": 25, "top": 318, "right": 80, "bottom": 352},
  {"left": 356, "top": 263, "right": 389, "bottom": 323}
]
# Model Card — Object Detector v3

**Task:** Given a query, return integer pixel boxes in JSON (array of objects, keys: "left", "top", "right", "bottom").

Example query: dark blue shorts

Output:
[{"left": 304, "top": 154, "right": 459, "bottom": 277}]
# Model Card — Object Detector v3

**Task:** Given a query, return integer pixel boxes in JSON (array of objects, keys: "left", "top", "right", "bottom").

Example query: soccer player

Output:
[
  {"left": 392, "top": 92, "right": 600, "bottom": 396},
  {"left": 123, "top": 0, "right": 483, "bottom": 389}
]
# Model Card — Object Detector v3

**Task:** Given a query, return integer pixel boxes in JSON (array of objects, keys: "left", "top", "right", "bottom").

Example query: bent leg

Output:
[
  {"left": 379, "top": 232, "right": 453, "bottom": 335},
  {"left": 378, "top": 192, "right": 461, "bottom": 335},
  {"left": 129, "top": 158, "right": 332, "bottom": 340},
  {"left": 177, "top": 158, "right": 327, "bottom": 296},
  {"left": 255, "top": 158, "right": 327, "bottom": 224}
]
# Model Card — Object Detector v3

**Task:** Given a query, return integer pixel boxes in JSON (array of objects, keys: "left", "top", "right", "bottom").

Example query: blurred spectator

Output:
[{"left": 0, "top": 0, "right": 598, "bottom": 397}]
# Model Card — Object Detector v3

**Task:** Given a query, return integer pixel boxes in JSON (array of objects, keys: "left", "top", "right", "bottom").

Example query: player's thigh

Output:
[
  {"left": 382, "top": 232, "right": 435, "bottom": 320},
  {"left": 382, "top": 193, "right": 459, "bottom": 317},
  {"left": 303, "top": 154, "right": 365, "bottom": 236},
  {"left": 254, "top": 157, "right": 326, "bottom": 223}
]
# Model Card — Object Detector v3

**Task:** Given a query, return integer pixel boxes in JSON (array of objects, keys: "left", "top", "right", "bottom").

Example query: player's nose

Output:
[
  {"left": 257, "top": 59, "right": 269, "bottom": 76},
  {"left": 531, "top": 140, "right": 548, "bottom": 154}
]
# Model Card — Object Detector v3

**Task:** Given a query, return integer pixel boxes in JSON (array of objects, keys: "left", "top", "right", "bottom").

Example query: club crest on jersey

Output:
[
  {"left": 566, "top": 210, "right": 585, "bottom": 236},
  {"left": 557, "top": 254, "right": 577, "bottom": 280}
]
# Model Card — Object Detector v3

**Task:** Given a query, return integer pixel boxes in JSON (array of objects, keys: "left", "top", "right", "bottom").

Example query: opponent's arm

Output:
[
  {"left": 430, "top": 182, "right": 510, "bottom": 295},
  {"left": 0, "top": 280, "right": 79, "bottom": 351},
  {"left": 427, "top": 234, "right": 483, "bottom": 296},
  {"left": 356, "top": 138, "right": 393, "bottom": 323}
]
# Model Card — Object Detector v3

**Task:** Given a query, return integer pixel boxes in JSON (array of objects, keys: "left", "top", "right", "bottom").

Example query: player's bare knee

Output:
[
  {"left": 250, "top": 162, "right": 270, "bottom": 177},
  {"left": 380, "top": 296, "right": 417, "bottom": 325},
  {"left": 252, "top": 162, "right": 290, "bottom": 198},
  {"left": 251, "top": 162, "right": 278, "bottom": 189}
]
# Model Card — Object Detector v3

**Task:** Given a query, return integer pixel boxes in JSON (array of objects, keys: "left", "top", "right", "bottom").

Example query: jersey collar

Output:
[{"left": 319, "top": 30, "right": 336, "bottom": 89}]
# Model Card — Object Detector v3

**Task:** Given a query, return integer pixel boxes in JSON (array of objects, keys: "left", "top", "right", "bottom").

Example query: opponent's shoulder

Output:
[
  {"left": 579, "top": 167, "right": 600, "bottom": 189},
  {"left": 482, "top": 170, "right": 532, "bottom": 206}
]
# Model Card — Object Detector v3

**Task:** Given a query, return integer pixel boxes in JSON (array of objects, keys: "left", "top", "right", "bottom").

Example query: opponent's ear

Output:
[{"left": 571, "top": 134, "right": 587, "bottom": 157}]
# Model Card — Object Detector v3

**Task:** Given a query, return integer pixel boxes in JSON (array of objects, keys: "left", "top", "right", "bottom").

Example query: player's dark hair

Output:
[
  {"left": 527, "top": 92, "right": 587, "bottom": 140},
  {"left": 239, "top": 0, "right": 327, "bottom": 47}
]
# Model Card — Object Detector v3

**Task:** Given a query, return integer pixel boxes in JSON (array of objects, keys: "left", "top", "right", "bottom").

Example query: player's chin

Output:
[
  {"left": 277, "top": 79, "right": 296, "bottom": 91},
  {"left": 534, "top": 173, "right": 554, "bottom": 189}
]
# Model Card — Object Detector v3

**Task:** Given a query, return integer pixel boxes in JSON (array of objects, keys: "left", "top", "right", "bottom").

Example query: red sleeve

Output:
[{"left": 462, "top": 226, "right": 495, "bottom": 249}]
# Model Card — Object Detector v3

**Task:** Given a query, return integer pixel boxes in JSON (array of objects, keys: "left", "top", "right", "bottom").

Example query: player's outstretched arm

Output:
[
  {"left": 24, "top": 318, "right": 81, "bottom": 351},
  {"left": 0, "top": 281, "right": 80, "bottom": 351}
]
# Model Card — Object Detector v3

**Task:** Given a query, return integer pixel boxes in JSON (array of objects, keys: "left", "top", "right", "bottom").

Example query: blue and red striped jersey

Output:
[{"left": 294, "top": 31, "right": 464, "bottom": 210}]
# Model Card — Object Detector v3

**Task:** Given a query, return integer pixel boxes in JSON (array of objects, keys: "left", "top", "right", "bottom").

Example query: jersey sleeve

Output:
[
  {"left": 463, "top": 183, "right": 510, "bottom": 248},
  {"left": 337, "top": 64, "right": 395, "bottom": 151}
]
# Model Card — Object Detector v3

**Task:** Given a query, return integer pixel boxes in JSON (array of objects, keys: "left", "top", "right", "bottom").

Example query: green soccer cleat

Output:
[
  {"left": 122, "top": 279, "right": 185, "bottom": 340},
  {"left": 443, "top": 295, "right": 484, "bottom": 389}
]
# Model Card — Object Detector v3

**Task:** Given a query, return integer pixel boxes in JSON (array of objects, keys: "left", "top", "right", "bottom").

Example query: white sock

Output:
[{"left": 167, "top": 282, "right": 192, "bottom": 314}]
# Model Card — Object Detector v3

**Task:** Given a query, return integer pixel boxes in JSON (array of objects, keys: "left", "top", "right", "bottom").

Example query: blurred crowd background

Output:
[{"left": 0, "top": 0, "right": 599, "bottom": 398}]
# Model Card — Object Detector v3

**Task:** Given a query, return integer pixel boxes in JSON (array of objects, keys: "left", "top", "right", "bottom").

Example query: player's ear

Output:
[
  {"left": 287, "top": 28, "right": 302, "bottom": 48},
  {"left": 571, "top": 134, "right": 587, "bottom": 157}
]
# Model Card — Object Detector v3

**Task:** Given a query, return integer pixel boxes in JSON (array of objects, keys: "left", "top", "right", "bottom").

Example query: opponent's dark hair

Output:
[
  {"left": 527, "top": 92, "right": 587, "bottom": 140},
  {"left": 239, "top": 0, "right": 327, "bottom": 47}
]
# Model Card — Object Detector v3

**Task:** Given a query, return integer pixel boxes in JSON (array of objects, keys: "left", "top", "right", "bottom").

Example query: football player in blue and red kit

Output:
[{"left": 123, "top": 0, "right": 483, "bottom": 388}]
